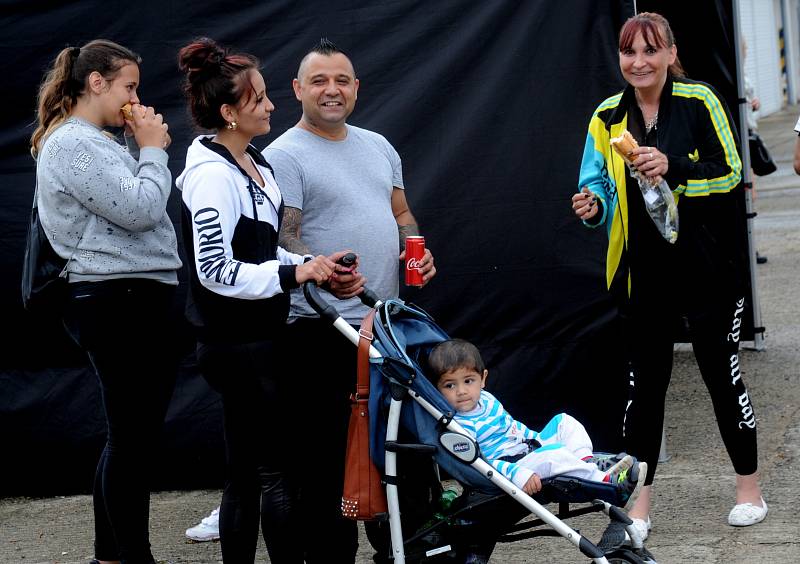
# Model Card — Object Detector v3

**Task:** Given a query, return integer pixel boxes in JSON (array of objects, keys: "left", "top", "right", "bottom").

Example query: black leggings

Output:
[
  {"left": 624, "top": 295, "right": 758, "bottom": 485},
  {"left": 283, "top": 318, "right": 359, "bottom": 563},
  {"left": 197, "top": 339, "right": 303, "bottom": 564},
  {"left": 62, "top": 279, "right": 178, "bottom": 564}
]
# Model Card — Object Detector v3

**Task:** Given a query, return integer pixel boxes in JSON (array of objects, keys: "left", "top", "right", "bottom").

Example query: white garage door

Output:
[{"left": 739, "top": 0, "right": 783, "bottom": 118}]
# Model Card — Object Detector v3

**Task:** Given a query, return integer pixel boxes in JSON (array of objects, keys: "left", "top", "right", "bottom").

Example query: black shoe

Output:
[
  {"left": 598, "top": 520, "right": 628, "bottom": 551},
  {"left": 756, "top": 252, "right": 767, "bottom": 264}
]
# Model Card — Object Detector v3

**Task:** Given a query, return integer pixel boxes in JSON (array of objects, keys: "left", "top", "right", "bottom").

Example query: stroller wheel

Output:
[{"left": 602, "top": 548, "right": 649, "bottom": 563}]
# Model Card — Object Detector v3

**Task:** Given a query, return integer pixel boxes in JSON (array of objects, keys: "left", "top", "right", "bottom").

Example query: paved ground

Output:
[{"left": 2, "top": 108, "right": 799, "bottom": 563}]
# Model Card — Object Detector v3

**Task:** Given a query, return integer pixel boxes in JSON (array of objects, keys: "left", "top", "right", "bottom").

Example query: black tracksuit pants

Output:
[{"left": 623, "top": 292, "right": 759, "bottom": 485}]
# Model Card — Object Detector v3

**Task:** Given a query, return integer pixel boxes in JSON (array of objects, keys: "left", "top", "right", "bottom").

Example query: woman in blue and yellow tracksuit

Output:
[{"left": 572, "top": 12, "right": 766, "bottom": 541}]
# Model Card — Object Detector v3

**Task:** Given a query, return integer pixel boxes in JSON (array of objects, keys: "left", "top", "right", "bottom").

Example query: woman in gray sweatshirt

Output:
[{"left": 30, "top": 40, "right": 181, "bottom": 564}]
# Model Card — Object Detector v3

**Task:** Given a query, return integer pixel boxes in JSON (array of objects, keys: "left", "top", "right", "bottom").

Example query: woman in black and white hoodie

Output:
[
  {"left": 30, "top": 40, "right": 181, "bottom": 564},
  {"left": 176, "top": 38, "right": 350, "bottom": 563}
]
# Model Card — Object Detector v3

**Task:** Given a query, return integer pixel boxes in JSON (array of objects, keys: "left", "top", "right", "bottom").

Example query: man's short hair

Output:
[
  {"left": 297, "top": 37, "right": 355, "bottom": 79},
  {"left": 312, "top": 37, "right": 347, "bottom": 57},
  {"left": 428, "top": 339, "right": 486, "bottom": 382}
]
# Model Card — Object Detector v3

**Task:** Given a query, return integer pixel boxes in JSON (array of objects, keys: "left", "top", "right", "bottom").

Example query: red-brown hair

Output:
[
  {"left": 619, "top": 12, "right": 686, "bottom": 78},
  {"left": 178, "top": 38, "right": 260, "bottom": 130}
]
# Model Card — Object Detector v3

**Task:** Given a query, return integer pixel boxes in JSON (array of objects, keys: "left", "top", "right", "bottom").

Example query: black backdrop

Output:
[{"left": 1, "top": 0, "right": 749, "bottom": 495}]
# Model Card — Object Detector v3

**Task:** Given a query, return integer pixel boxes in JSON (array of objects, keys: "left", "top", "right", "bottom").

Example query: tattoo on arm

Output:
[
  {"left": 279, "top": 207, "right": 311, "bottom": 255},
  {"left": 398, "top": 223, "right": 420, "bottom": 251}
]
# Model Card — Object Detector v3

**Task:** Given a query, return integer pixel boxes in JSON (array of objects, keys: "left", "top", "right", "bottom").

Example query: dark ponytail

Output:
[
  {"left": 178, "top": 37, "right": 259, "bottom": 130},
  {"left": 31, "top": 39, "right": 141, "bottom": 158}
]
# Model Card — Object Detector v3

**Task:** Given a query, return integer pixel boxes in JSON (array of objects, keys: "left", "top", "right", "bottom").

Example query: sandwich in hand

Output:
[
  {"left": 120, "top": 103, "right": 134, "bottom": 120},
  {"left": 610, "top": 130, "right": 639, "bottom": 165}
]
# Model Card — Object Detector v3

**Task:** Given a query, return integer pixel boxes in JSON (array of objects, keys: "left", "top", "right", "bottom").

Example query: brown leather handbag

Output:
[{"left": 341, "top": 309, "right": 388, "bottom": 521}]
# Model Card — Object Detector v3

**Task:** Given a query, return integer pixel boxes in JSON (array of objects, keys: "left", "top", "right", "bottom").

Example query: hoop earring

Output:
[{"left": 226, "top": 121, "right": 238, "bottom": 131}]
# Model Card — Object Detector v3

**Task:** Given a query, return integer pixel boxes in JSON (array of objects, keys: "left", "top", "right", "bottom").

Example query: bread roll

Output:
[
  {"left": 610, "top": 130, "right": 639, "bottom": 164},
  {"left": 120, "top": 104, "right": 134, "bottom": 120}
]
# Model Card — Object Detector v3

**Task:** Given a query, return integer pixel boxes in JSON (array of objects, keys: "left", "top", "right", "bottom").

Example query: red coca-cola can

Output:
[{"left": 405, "top": 236, "right": 425, "bottom": 286}]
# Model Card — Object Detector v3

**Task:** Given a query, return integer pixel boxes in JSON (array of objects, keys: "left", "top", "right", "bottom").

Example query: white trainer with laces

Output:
[
  {"left": 728, "top": 497, "right": 768, "bottom": 526},
  {"left": 622, "top": 515, "right": 652, "bottom": 548},
  {"left": 186, "top": 507, "right": 220, "bottom": 542}
]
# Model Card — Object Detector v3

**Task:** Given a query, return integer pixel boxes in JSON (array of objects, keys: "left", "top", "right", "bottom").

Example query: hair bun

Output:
[
  {"left": 200, "top": 42, "right": 225, "bottom": 69},
  {"left": 178, "top": 37, "right": 227, "bottom": 79}
]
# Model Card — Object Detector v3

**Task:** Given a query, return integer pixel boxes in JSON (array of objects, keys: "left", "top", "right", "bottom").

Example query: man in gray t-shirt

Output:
[
  {"left": 264, "top": 43, "right": 435, "bottom": 322},
  {"left": 265, "top": 124, "right": 405, "bottom": 323},
  {"left": 262, "top": 39, "right": 435, "bottom": 563}
]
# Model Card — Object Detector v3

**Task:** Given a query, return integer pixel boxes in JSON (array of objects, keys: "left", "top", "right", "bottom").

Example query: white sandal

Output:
[{"left": 728, "top": 497, "right": 768, "bottom": 526}]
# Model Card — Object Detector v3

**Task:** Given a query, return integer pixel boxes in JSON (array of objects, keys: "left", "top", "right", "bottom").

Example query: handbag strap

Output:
[
  {"left": 357, "top": 310, "right": 376, "bottom": 401},
  {"left": 32, "top": 165, "right": 89, "bottom": 279}
]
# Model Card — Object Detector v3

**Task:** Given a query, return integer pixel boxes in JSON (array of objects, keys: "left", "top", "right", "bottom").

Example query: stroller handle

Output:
[{"left": 303, "top": 252, "right": 380, "bottom": 322}]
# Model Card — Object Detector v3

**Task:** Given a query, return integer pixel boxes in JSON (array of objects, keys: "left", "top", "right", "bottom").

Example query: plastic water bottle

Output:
[
  {"left": 629, "top": 166, "right": 679, "bottom": 243},
  {"left": 440, "top": 488, "right": 459, "bottom": 511}
]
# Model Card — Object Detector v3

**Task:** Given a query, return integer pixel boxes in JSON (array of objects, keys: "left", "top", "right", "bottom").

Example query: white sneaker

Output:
[
  {"left": 185, "top": 507, "right": 220, "bottom": 542},
  {"left": 728, "top": 497, "right": 768, "bottom": 526},
  {"left": 624, "top": 516, "right": 652, "bottom": 545}
]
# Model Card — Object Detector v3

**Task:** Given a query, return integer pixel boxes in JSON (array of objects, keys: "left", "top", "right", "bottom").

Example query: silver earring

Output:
[{"left": 226, "top": 121, "right": 238, "bottom": 131}]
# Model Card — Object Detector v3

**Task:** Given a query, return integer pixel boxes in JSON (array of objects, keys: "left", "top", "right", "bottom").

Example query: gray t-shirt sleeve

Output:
[
  {"left": 388, "top": 143, "right": 404, "bottom": 189},
  {"left": 263, "top": 147, "right": 305, "bottom": 210}
]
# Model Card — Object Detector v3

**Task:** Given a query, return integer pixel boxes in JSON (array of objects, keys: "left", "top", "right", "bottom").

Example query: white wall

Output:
[
  {"left": 739, "top": 0, "right": 784, "bottom": 117},
  {"left": 785, "top": 0, "right": 800, "bottom": 103}
]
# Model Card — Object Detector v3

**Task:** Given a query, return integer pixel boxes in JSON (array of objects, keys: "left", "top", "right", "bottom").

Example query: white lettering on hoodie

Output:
[{"left": 176, "top": 136, "right": 306, "bottom": 300}]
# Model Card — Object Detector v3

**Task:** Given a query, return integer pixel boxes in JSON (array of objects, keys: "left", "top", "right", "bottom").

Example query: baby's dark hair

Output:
[{"left": 428, "top": 339, "right": 485, "bottom": 382}]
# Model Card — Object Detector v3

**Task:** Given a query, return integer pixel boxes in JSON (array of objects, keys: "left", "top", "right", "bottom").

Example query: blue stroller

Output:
[{"left": 304, "top": 276, "right": 656, "bottom": 564}]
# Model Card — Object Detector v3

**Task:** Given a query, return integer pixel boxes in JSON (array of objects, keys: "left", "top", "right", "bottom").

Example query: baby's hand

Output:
[{"left": 523, "top": 473, "right": 542, "bottom": 495}]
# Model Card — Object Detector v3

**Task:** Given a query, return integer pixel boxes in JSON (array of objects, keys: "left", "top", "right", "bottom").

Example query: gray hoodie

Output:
[{"left": 36, "top": 117, "right": 181, "bottom": 283}]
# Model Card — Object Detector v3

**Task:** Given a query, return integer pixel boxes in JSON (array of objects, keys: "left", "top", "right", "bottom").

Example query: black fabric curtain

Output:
[{"left": 1, "top": 0, "right": 746, "bottom": 495}]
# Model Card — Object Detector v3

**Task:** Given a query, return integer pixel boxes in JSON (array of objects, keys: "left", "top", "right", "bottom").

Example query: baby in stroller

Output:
[
  {"left": 300, "top": 275, "right": 654, "bottom": 562},
  {"left": 428, "top": 339, "right": 646, "bottom": 508}
]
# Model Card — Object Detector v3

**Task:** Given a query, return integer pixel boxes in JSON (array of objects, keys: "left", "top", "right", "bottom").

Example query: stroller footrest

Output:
[
  {"left": 385, "top": 440, "right": 437, "bottom": 455},
  {"left": 539, "top": 475, "right": 623, "bottom": 506}
]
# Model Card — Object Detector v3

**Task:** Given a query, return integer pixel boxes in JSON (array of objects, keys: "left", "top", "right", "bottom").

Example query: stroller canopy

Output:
[{"left": 369, "top": 299, "right": 500, "bottom": 492}]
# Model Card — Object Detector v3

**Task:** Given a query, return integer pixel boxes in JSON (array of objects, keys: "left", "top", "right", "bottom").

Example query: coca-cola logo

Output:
[{"left": 407, "top": 258, "right": 423, "bottom": 270}]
